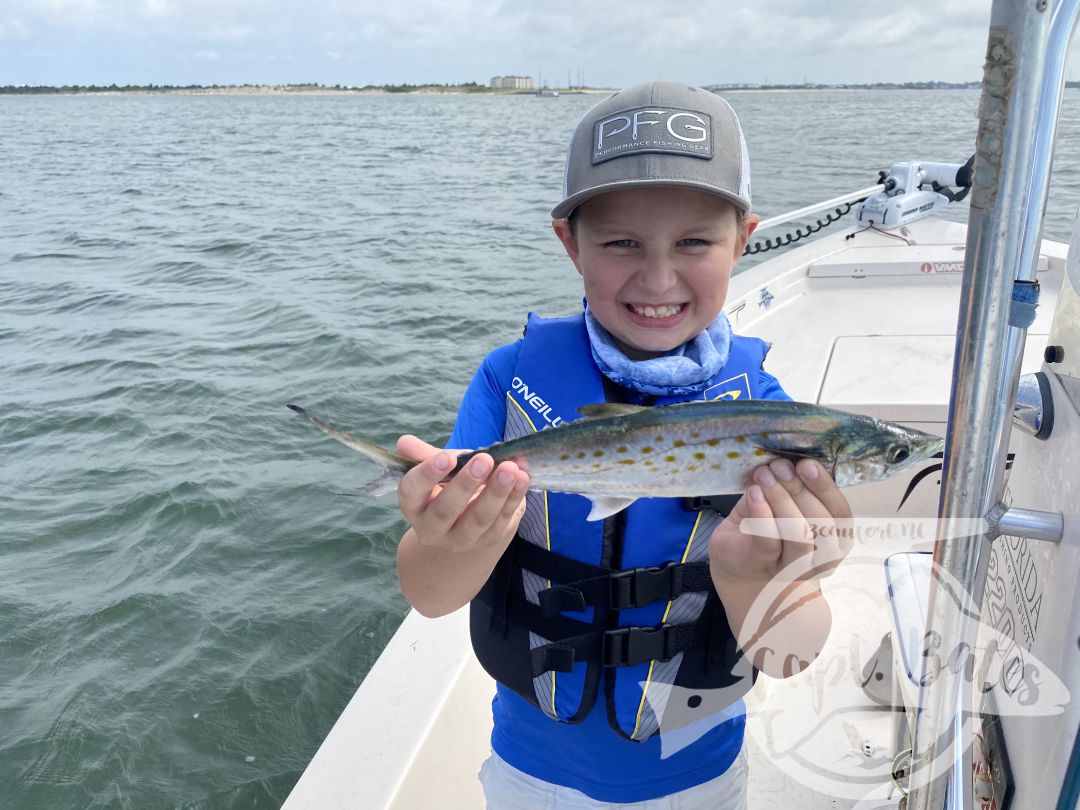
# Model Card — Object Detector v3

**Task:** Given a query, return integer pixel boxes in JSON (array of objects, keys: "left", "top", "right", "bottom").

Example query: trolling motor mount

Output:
[{"left": 857, "top": 157, "right": 974, "bottom": 229}]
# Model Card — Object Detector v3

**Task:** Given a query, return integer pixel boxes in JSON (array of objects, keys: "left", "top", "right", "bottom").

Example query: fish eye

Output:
[{"left": 887, "top": 445, "right": 911, "bottom": 464}]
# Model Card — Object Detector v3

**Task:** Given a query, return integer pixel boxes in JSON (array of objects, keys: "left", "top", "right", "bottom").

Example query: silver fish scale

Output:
[
  {"left": 521, "top": 429, "right": 790, "bottom": 497},
  {"left": 472, "top": 398, "right": 943, "bottom": 497}
]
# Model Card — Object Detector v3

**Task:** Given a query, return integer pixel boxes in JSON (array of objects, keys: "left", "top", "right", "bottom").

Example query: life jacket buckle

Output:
[
  {"left": 683, "top": 494, "right": 741, "bottom": 514},
  {"left": 610, "top": 563, "right": 681, "bottom": 609},
  {"left": 603, "top": 624, "right": 677, "bottom": 667},
  {"left": 538, "top": 584, "right": 588, "bottom": 617}
]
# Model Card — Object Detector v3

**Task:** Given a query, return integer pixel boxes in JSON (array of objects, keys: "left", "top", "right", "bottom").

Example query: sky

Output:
[{"left": 1, "top": 0, "right": 1078, "bottom": 88}]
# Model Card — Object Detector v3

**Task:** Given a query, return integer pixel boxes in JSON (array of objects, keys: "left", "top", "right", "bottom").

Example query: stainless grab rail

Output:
[
  {"left": 753, "top": 184, "right": 883, "bottom": 233},
  {"left": 906, "top": 1, "right": 1080, "bottom": 808}
]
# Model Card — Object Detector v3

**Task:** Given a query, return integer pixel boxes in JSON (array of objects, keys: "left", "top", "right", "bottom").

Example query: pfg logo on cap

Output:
[{"left": 592, "top": 106, "right": 713, "bottom": 165}]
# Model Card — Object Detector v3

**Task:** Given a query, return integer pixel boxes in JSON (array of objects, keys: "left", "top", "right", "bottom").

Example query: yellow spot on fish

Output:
[
  {"left": 687, "top": 465, "right": 699, "bottom": 472},
  {"left": 644, "top": 460, "right": 654, "bottom": 467},
  {"left": 617, "top": 446, "right": 628, "bottom": 453},
  {"left": 705, "top": 438, "right": 721, "bottom": 447},
  {"left": 654, "top": 435, "right": 664, "bottom": 443},
  {"left": 560, "top": 454, "right": 570, "bottom": 461},
  {"left": 665, "top": 455, "right": 677, "bottom": 463},
  {"left": 727, "top": 451, "right": 740, "bottom": 459},
  {"left": 693, "top": 452, "right": 706, "bottom": 460},
  {"left": 735, "top": 436, "right": 747, "bottom": 444},
  {"left": 711, "top": 464, "right": 722, "bottom": 470},
  {"left": 594, "top": 449, "right": 604, "bottom": 457},
  {"left": 592, "top": 463, "right": 601, "bottom": 470},
  {"left": 642, "top": 446, "right": 653, "bottom": 454},
  {"left": 690, "top": 432, "right": 700, "bottom": 439},
  {"left": 618, "top": 459, "right": 635, "bottom": 466},
  {"left": 754, "top": 448, "right": 768, "bottom": 456},
  {"left": 672, "top": 439, "right": 685, "bottom": 448}
]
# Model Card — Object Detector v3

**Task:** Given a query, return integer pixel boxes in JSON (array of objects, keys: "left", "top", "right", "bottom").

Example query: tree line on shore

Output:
[
  {"left": 0, "top": 82, "right": 491, "bottom": 95},
  {"left": 8, "top": 80, "right": 1080, "bottom": 95}
]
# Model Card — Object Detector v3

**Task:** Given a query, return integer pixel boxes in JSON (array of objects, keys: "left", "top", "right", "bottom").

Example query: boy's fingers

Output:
[
  {"left": 396, "top": 434, "right": 442, "bottom": 462},
  {"left": 422, "top": 454, "right": 493, "bottom": 528},
  {"left": 455, "top": 462, "right": 524, "bottom": 540},
  {"left": 475, "top": 473, "right": 530, "bottom": 547},
  {"left": 794, "top": 459, "right": 853, "bottom": 522},
  {"left": 397, "top": 449, "right": 457, "bottom": 515},
  {"left": 793, "top": 459, "right": 854, "bottom": 566},
  {"left": 753, "top": 466, "right": 813, "bottom": 547},
  {"left": 738, "top": 485, "right": 783, "bottom": 566},
  {"left": 766, "top": 459, "right": 840, "bottom": 569}
]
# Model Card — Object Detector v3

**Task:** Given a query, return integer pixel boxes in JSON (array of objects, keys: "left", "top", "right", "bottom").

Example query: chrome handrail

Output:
[
  {"left": 753, "top": 184, "right": 883, "bottom": 233},
  {"left": 906, "top": 1, "right": 1080, "bottom": 808}
]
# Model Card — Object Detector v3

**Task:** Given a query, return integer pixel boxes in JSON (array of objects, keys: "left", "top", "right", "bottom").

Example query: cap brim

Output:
[{"left": 551, "top": 179, "right": 751, "bottom": 220}]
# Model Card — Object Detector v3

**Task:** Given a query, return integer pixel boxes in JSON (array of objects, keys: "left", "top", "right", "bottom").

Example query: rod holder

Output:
[{"left": 994, "top": 505, "right": 1065, "bottom": 543}]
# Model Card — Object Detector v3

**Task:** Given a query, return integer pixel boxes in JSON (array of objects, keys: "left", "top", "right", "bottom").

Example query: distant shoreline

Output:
[
  {"left": 0, "top": 80, "right": 1025, "bottom": 97},
  {"left": 0, "top": 83, "right": 611, "bottom": 96}
]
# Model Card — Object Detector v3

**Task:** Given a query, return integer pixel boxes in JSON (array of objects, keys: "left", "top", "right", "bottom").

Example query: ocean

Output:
[{"left": 3, "top": 89, "right": 1079, "bottom": 809}]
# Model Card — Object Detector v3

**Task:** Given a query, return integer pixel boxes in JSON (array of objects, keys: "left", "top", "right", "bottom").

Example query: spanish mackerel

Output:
[{"left": 287, "top": 400, "right": 942, "bottom": 521}]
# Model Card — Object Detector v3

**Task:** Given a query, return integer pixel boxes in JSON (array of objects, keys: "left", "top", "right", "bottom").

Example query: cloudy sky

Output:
[{"left": 1, "top": 0, "right": 1076, "bottom": 88}]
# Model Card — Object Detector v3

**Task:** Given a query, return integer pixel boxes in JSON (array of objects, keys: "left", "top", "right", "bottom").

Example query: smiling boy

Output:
[{"left": 394, "top": 82, "right": 853, "bottom": 809}]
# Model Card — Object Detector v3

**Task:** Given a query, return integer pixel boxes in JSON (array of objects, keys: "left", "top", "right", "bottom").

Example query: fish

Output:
[{"left": 287, "top": 400, "right": 943, "bottom": 521}]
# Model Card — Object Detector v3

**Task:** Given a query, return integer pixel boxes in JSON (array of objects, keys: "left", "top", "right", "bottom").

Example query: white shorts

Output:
[{"left": 478, "top": 748, "right": 749, "bottom": 810}]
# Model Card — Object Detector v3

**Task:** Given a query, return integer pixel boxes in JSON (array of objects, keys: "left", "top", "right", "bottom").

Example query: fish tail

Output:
[{"left": 287, "top": 404, "right": 415, "bottom": 494}]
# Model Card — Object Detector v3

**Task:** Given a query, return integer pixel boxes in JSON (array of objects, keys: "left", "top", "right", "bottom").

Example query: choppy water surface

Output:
[{"left": 3, "top": 89, "right": 1079, "bottom": 808}]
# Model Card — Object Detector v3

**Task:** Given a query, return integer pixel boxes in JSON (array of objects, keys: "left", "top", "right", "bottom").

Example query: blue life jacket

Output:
[{"left": 470, "top": 313, "right": 773, "bottom": 741}]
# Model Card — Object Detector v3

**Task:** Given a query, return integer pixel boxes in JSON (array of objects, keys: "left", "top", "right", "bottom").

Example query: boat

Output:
[
  {"left": 284, "top": 3, "right": 1080, "bottom": 807},
  {"left": 536, "top": 72, "right": 559, "bottom": 97}
]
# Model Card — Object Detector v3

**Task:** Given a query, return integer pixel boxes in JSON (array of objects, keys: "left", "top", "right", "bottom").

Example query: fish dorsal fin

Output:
[
  {"left": 577, "top": 403, "right": 651, "bottom": 418},
  {"left": 586, "top": 495, "right": 637, "bottom": 521}
]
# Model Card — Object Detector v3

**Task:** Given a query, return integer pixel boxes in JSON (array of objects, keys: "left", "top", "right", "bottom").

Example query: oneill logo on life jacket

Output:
[
  {"left": 510, "top": 376, "right": 564, "bottom": 428},
  {"left": 592, "top": 106, "right": 713, "bottom": 165}
]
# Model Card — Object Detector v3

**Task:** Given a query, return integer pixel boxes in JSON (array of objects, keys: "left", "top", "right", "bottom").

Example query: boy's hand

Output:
[
  {"left": 395, "top": 435, "right": 530, "bottom": 554},
  {"left": 709, "top": 458, "right": 854, "bottom": 585}
]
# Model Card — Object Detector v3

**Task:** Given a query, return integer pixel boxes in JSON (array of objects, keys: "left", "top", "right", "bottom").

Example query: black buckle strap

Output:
[
  {"left": 603, "top": 624, "right": 679, "bottom": 667},
  {"left": 611, "top": 562, "right": 680, "bottom": 608},
  {"left": 529, "top": 618, "right": 715, "bottom": 677},
  {"left": 683, "top": 494, "right": 741, "bottom": 514},
  {"left": 511, "top": 535, "right": 610, "bottom": 582},
  {"left": 536, "top": 560, "right": 713, "bottom": 617},
  {"left": 510, "top": 534, "right": 713, "bottom": 618},
  {"left": 539, "top": 584, "right": 589, "bottom": 616}
]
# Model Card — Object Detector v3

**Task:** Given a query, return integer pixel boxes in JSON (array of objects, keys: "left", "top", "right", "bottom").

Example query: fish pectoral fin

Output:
[
  {"left": 585, "top": 495, "right": 636, "bottom": 521},
  {"left": 355, "top": 469, "right": 401, "bottom": 497},
  {"left": 750, "top": 434, "right": 831, "bottom": 465},
  {"left": 577, "top": 403, "right": 651, "bottom": 418}
]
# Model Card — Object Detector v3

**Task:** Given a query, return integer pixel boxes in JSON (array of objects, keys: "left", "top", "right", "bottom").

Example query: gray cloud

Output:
[{"left": 1, "top": 0, "right": 1076, "bottom": 87}]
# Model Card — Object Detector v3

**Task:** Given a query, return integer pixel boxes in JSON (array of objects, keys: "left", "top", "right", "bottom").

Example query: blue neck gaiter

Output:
[{"left": 583, "top": 304, "right": 733, "bottom": 396}]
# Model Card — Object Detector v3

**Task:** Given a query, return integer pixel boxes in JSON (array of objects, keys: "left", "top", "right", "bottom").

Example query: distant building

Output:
[{"left": 491, "top": 75, "right": 534, "bottom": 90}]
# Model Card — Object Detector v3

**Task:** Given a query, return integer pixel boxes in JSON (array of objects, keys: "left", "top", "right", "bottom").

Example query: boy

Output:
[{"left": 394, "top": 82, "right": 853, "bottom": 808}]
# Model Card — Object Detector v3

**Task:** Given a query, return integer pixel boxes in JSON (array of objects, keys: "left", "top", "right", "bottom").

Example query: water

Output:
[{"left": 2, "top": 89, "right": 1079, "bottom": 809}]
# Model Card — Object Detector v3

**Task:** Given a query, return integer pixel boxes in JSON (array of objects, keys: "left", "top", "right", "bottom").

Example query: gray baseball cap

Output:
[{"left": 552, "top": 81, "right": 752, "bottom": 220}]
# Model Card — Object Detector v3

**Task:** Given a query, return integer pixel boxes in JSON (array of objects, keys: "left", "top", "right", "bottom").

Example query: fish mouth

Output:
[{"left": 624, "top": 302, "right": 688, "bottom": 324}]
